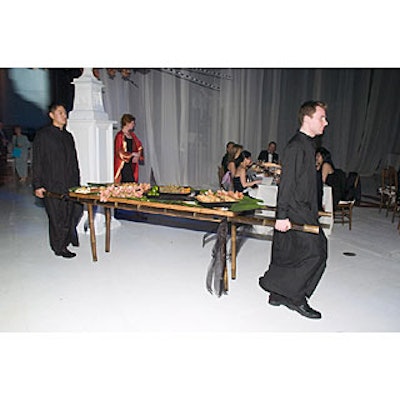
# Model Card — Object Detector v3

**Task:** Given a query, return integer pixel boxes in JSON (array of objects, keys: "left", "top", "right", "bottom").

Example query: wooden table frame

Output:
[{"left": 69, "top": 192, "right": 242, "bottom": 290}]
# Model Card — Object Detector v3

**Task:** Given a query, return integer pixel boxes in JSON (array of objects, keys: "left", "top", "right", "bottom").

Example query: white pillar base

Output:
[{"left": 77, "top": 209, "right": 121, "bottom": 236}]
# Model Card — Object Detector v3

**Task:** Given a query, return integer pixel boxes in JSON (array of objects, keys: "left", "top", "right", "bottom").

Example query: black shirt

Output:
[{"left": 32, "top": 125, "right": 80, "bottom": 193}]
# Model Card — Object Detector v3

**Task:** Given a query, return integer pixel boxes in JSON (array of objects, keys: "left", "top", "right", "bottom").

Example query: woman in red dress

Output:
[{"left": 114, "top": 114, "right": 144, "bottom": 183}]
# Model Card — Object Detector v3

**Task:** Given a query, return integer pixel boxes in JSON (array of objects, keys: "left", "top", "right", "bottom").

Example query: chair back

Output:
[
  {"left": 218, "top": 165, "right": 225, "bottom": 186},
  {"left": 381, "top": 166, "right": 398, "bottom": 191},
  {"left": 379, "top": 166, "right": 399, "bottom": 214}
]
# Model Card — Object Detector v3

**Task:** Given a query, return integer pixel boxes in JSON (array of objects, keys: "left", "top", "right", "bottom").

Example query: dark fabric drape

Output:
[{"left": 98, "top": 68, "right": 400, "bottom": 187}]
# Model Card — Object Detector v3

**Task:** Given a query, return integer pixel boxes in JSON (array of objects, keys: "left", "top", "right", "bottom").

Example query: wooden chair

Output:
[
  {"left": 218, "top": 165, "right": 225, "bottom": 188},
  {"left": 392, "top": 191, "right": 400, "bottom": 230},
  {"left": 335, "top": 200, "right": 355, "bottom": 230},
  {"left": 334, "top": 173, "right": 359, "bottom": 230},
  {"left": 378, "top": 166, "right": 398, "bottom": 216}
]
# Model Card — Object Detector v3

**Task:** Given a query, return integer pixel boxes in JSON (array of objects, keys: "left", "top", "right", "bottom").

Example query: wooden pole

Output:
[{"left": 230, "top": 215, "right": 320, "bottom": 234}]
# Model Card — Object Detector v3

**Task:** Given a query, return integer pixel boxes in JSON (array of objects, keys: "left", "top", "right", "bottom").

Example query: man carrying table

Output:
[{"left": 259, "top": 100, "right": 329, "bottom": 319}]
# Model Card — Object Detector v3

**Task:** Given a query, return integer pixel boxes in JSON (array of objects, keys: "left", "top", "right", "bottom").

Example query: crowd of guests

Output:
[
  {"left": 220, "top": 140, "right": 280, "bottom": 192},
  {"left": 220, "top": 138, "right": 361, "bottom": 211}
]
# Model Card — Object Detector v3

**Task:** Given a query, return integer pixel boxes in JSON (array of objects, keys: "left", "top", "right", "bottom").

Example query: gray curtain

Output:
[{"left": 100, "top": 68, "right": 400, "bottom": 188}]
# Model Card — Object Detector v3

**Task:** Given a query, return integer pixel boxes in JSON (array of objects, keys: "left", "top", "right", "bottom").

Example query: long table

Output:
[
  {"left": 68, "top": 192, "right": 320, "bottom": 292},
  {"left": 69, "top": 192, "right": 245, "bottom": 291}
]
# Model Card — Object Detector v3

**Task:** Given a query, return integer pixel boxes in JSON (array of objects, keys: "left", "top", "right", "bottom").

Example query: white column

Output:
[
  {"left": 67, "top": 68, "right": 120, "bottom": 234},
  {"left": 67, "top": 68, "right": 116, "bottom": 186}
]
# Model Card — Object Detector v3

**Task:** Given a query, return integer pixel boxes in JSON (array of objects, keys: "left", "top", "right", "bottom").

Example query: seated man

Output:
[{"left": 258, "top": 141, "right": 279, "bottom": 164}]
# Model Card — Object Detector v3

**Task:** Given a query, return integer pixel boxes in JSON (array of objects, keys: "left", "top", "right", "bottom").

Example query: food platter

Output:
[
  {"left": 70, "top": 186, "right": 102, "bottom": 194},
  {"left": 147, "top": 185, "right": 196, "bottom": 200},
  {"left": 195, "top": 189, "right": 243, "bottom": 208},
  {"left": 158, "top": 185, "right": 192, "bottom": 195}
]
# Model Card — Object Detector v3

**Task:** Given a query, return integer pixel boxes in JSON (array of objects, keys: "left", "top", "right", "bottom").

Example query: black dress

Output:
[
  {"left": 233, "top": 176, "right": 245, "bottom": 192},
  {"left": 32, "top": 125, "right": 83, "bottom": 254},
  {"left": 325, "top": 167, "right": 346, "bottom": 210},
  {"left": 121, "top": 137, "right": 134, "bottom": 183},
  {"left": 259, "top": 131, "right": 327, "bottom": 305}
]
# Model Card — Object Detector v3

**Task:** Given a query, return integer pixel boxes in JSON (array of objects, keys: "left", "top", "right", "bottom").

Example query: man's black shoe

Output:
[
  {"left": 289, "top": 302, "right": 321, "bottom": 319},
  {"left": 55, "top": 249, "right": 76, "bottom": 258},
  {"left": 268, "top": 296, "right": 321, "bottom": 319},
  {"left": 268, "top": 298, "right": 281, "bottom": 307},
  {"left": 268, "top": 294, "right": 284, "bottom": 307}
]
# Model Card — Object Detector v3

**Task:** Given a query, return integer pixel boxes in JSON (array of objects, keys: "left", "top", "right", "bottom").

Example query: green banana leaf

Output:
[{"left": 230, "top": 196, "right": 264, "bottom": 212}]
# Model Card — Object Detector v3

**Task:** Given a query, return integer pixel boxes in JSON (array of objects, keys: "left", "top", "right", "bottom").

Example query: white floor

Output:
[
  {"left": 1, "top": 177, "right": 399, "bottom": 399},
  {"left": 1, "top": 178, "right": 399, "bottom": 332}
]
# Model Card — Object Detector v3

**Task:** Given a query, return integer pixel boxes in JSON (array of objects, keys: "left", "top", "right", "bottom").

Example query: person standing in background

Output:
[
  {"left": 114, "top": 114, "right": 144, "bottom": 183},
  {"left": 0, "top": 121, "right": 8, "bottom": 163},
  {"left": 32, "top": 103, "right": 83, "bottom": 259},
  {"left": 12, "top": 125, "right": 30, "bottom": 183},
  {"left": 259, "top": 101, "right": 329, "bottom": 319}
]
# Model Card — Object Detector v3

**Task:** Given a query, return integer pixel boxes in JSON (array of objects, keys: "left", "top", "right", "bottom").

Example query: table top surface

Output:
[{"left": 69, "top": 191, "right": 238, "bottom": 218}]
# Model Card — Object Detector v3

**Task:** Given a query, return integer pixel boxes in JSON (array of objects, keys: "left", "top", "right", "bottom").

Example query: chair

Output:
[
  {"left": 392, "top": 191, "right": 400, "bottom": 225},
  {"left": 378, "top": 166, "right": 398, "bottom": 216},
  {"left": 335, "top": 200, "right": 356, "bottom": 230},
  {"left": 334, "top": 172, "right": 360, "bottom": 230},
  {"left": 218, "top": 165, "right": 225, "bottom": 188}
]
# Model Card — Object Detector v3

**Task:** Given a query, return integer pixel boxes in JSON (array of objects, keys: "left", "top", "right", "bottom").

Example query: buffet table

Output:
[
  {"left": 67, "top": 190, "right": 320, "bottom": 293},
  {"left": 69, "top": 192, "right": 244, "bottom": 291}
]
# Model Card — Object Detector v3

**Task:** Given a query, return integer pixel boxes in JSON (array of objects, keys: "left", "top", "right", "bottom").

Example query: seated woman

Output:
[
  {"left": 233, "top": 150, "right": 262, "bottom": 193},
  {"left": 221, "top": 144, "right": 243, "bottom": 190},
  {"left": 315, "top": 147, "right": 345, "bottom": 210}
]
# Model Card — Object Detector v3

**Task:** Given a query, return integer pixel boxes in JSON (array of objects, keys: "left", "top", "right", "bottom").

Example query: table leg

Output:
[
  {"left": 231, "top": 223, "right": 237, "bottom": 279},
  {"left": 105, "top": 207, "right": 111, "bottom": 252},
  {"left": 222, "top": 219, "right": 228, "bottom": 292},
  {"left": 87, "top": 204, "right": 98, "bottom": 262},
  {"left": 223, "top": 237, "right": 228, "bottom": 292},
  {"left": 223, "top": 266, "right": 228, "bottom": 292}
]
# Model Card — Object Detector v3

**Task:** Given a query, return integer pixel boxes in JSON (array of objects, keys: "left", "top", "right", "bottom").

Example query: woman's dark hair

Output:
[
  {"left": 234, "top": 150, "right": 251, "bottom": 168},
  {"left": 316, "top": 146, "right": 335, "bottom": 169}
]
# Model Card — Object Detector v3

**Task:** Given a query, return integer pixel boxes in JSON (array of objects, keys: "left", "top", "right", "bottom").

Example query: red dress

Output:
[{"left": 114, "top": 130, "right": 144, "bottom": 183}]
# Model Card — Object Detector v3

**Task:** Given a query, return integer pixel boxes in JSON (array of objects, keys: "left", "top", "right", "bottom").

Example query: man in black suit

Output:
[
  {"left": 258, "top": 141, "right": 279, "bottom": 164},
  {"left": 32, "top": 103, "right": 83, "bottom": 258}
]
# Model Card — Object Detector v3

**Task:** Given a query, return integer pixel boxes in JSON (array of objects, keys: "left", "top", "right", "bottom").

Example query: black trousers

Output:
[
  {"left": 43, "top": 196, "right": 83, "bottom": 254},
  {"left": 259, "top": 228, "right": 327, "bottom": 304}
]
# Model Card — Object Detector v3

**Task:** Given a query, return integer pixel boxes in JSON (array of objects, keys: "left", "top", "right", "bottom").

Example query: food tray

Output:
[
  {"left": 158, "top": 185, "right": 192, "bottom": 195},
  {"left": 69, "top": 186, "right": 101, "bottom": 194}
]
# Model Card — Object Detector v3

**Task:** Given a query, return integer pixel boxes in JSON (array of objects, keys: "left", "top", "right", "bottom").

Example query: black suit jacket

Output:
[{"left": 257, "top": 150, "right": 279, "bottom": 164}]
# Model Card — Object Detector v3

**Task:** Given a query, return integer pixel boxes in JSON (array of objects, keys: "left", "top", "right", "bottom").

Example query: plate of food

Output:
[
  {"left": 70, "top": 186, "right": 102, "bottom": 194},
  {"left": 158, "top": 185, "right": 192, "bottom": 195},
  {"left": 195, "top": 189, "right": 244, "bottom": 208}
]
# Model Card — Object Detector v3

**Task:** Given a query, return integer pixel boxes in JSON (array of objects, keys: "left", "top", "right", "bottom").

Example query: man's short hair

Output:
[{"left": 298, "top": 100, "right": 327, "bottom": 126}]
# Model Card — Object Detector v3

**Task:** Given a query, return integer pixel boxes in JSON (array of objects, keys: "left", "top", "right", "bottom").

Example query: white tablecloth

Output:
[{"left": 247, "top": 183, "right": 333, "bottom": 236}]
